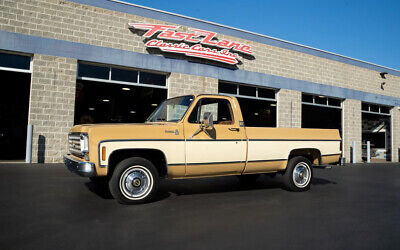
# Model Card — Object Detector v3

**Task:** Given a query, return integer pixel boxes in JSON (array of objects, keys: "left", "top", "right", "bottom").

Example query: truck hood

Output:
[{"left": 70, "top": 123, "right": 182, "bottom": 141}]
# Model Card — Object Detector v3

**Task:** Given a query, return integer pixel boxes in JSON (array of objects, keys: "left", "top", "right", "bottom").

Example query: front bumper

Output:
[{"left": 63, "top": 154, "right": 95, "bottom": 177}]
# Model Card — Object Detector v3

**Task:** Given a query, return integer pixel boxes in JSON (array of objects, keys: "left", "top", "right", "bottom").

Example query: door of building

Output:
[{"left": 0, "top": 71, "right": 31, "bottom": 160}]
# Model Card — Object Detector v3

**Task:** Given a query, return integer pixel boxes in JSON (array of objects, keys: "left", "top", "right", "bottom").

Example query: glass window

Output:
[
  {"left": 380, "top": 106, "right": 390, "bottom": 114},
  {"left": 0, "top": 53, "right": 30, "bottom": 70},
  {"left": 146, "top": 96, "right": 193, "bottom": 122},
  {"left": 314, "top": 96, "right": 327, "bottom": 105},
  {"left": 78, "top": 63, "right": 109, "bottom": 79},
  {"left": 188, "top": 98, "right": 233, "bottom": 125},
  {"left": 302, "top": 94, "right": 313, "bottom": 103},
  {"left": 258, "top": 88, "right": 275, "bottom": 99},
  {"left": 328, "top": 98, "right": 341, "bottom": 107},
  {"left": 370, "top": 104, "right": 379, "bottom": 113},
  {"left": 362, "top": 103, "right": 369, "bottom": 111},
  {"left": 239, "top": 85, "right": 256, "bottom": 97},
  {"left": 140, "top": 72, "right": 166, "bottom": 86},
  {"left": 74, "top": 80, "right": 167, "bottom": 124},
  {"left": 111, "top": 68, "right": 138, "bottom": 82},
  {"left": 218, "top": 82, "right": 237, "bottom": 94},
  {"left": 237, "top": 97, "right": 276, "bottom": 127}
]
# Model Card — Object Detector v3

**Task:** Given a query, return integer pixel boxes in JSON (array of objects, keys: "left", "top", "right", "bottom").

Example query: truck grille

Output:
[{"left": 68, "top": 133, "right": 82, "bottom": 157}]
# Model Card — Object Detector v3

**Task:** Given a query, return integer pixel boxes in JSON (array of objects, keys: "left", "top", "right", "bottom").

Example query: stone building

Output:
[{"left": 0, "top": 0, "right": 399, "bottom": 163}]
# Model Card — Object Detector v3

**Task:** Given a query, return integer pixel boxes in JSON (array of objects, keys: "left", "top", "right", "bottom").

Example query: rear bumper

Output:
[{"left": 63, "top": 154, "right": 95, "bottom": 177}]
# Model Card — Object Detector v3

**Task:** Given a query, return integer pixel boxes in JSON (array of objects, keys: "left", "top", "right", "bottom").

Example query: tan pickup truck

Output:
[{"left": 64, "top": 94, "right": 341, "bottom": 204}]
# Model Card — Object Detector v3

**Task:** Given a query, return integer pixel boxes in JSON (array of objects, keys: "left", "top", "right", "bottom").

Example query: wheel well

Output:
[
  {"left": 107, "top": 149, "right": 168, "bottom": 178},
  {"left": 288, "top": 148, "right": 321, "bottom": 165}
]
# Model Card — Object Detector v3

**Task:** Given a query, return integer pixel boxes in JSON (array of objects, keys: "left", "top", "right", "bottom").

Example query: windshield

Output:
[{"left": 146, "top": 95, "right": 194, "bottom": 122}]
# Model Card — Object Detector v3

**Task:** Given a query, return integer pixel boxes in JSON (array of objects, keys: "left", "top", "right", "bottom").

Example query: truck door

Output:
[{"left": 183, "top": 96, "right": 247, "bottom": 177}]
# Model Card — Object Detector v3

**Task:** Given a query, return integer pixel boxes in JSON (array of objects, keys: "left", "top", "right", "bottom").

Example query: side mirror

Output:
[{"left": 202, "top": 112, "right": 214, "bottom": 129}]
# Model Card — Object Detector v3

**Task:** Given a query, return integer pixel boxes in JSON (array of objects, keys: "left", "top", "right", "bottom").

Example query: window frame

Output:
[
  {"left": 361, "top": 102, "right": 392, "bottom": 116},
  {"left": 218, "top": 81, "right": 277, "bottom": 102},
  {"left": 77, "top": 62, "right": 168, "bottom": 90},
  {"left": 187, "top": 97, "right": 235, "bottom": 125},
  {"left": 0, "top": 51, "right": 32, "bottom": 74},
  {"left": 302, "top": 93, "right": 343, "bottom": 109},
  {"left": 218, "top": 81, "right": 277, "bottom": 128}
]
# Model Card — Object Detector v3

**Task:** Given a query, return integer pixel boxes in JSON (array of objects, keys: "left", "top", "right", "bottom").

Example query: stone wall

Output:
[
  {"left": 277, "top": 89, "right": 301, "bottom": 128},
  {"left": 168, "top": 73, "right": 218, "bottom": 98},
  {"left": 29, "top": 54, "right": 76, "bottom": 163},
  {"left": 342, "top": 99, "right": 362, "bottom": 162},
  {"left": 391, "top": 107, "right": 400, "bottom": 162}
]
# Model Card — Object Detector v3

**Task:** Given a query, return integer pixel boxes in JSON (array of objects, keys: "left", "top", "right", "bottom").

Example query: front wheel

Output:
[
  {"left": 109, "top": 157, "right": 159, "bottom": 204},
  {"left": 283, "top": 156, "right": 313, "bottom": 191}
]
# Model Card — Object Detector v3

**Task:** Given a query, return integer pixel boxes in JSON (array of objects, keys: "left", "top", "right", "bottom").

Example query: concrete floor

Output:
[{"left": 0, "top": 163, "right": 399, "bottom": 250}]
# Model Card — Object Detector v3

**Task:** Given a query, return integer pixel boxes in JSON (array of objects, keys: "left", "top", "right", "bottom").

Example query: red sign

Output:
[{"left": 128, "top": 23, "right": 253, "bottom": 65}]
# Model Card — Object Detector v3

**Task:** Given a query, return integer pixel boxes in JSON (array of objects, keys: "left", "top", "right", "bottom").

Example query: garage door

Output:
[
  {"left": 74, "top": 63, "right": 168, "bottom": 124},
  {"left": 0, "top": 52, "right": 31, "bottom": 161}
]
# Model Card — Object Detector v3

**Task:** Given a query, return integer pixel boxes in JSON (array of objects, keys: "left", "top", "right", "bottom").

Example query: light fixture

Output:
[
  {"left": 318, "top": 95, "right": 325, "bottom": 98},
  {"left": 88, "top": 107, "right": 95, "bottom": 111},
  {"left": 122, "top": 87, "right": 131, "bottom": 91},
  {"left": 130, "top": 111, "right": 136, "bottom": 114},
  {"left": 270, "top": 103, "right": 276, "bottom": 107},
  {"left": 254, "top": 112, "right": 259, "bottom": 116},
  {"left": 151, "top": 103, "right": 158, "bottom": 106},
  {"left": 102, "top": 99, "right": 110, "bottom": 102}
]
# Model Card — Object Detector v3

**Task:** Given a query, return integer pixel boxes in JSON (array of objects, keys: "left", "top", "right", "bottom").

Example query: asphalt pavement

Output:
[{"left": 0, "top": 163, "right": 399, "bottom": 250}]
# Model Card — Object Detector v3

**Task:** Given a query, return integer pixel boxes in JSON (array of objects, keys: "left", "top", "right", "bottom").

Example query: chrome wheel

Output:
[
  {"left": 119, "top": 166, "right": 153, "bottom": 200},
  {"left": 292, "top": 162, "right": 311, "bottom": 188}
]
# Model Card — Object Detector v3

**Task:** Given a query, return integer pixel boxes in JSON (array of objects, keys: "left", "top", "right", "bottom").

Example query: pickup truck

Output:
[{"left": 64, "top": 94, "right": 341, "bottom": 204}]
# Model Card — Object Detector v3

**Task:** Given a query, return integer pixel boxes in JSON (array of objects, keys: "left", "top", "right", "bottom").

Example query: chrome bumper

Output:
[{"left": 63, "top": 154, "right": 95, "bottom": 177}]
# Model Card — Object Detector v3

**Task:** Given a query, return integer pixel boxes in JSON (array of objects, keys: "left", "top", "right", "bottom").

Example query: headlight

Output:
[{"left": 80, "top": 134, "right": 89, "bottom": 154}]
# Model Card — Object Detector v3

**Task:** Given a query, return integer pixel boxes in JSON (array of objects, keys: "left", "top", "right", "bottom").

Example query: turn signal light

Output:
[{"left": 102, "top": 146, "right": 106, "bottom": 161}]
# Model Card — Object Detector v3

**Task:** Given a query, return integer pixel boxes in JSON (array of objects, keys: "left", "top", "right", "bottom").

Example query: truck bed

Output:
[{"left": 243, "top": 127, "right": 341, "bottom": 173}]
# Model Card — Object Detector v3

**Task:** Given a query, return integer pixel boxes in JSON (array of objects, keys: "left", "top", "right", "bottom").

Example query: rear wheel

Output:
[
  {"left": 283, "top": 156, "right": 312, "bottom": 191},
  {"left": 109, "top": 157, "right": 159, "bottom": 204}
]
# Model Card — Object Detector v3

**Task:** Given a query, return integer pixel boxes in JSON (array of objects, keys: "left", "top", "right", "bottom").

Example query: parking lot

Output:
[{"left": 0, "top": 163, "right": 399, "bottom": 250}]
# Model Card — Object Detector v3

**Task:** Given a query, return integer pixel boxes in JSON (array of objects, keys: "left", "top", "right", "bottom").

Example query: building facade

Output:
[{"left": 0, "top": 0, "right": 399, "bottom": 163}]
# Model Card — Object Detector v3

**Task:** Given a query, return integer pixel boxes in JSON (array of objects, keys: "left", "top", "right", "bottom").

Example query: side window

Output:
[{"left": 188, "top": 98, "right": 234, "bottom": 125}]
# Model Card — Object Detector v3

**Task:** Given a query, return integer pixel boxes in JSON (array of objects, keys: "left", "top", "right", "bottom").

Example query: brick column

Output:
[
  {"left": 342, "top": 99, "right": 362, "bottom": 163},
  {"left": 391, "top": 107, "right": 400, "bottom": 162},
  {"left": 168, "top": 73, "right": 218, "bottom": 98},
  {"left": 29, "top": 54, "right": 77, "bottom": 163},
  {"left": 277, "top": 89, "right": 301, "bottom": 128}
]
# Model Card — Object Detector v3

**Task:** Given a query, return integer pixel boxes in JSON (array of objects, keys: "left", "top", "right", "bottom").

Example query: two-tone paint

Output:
[{"left": 68, "top": 94, "right": 341, "bottom": 178}]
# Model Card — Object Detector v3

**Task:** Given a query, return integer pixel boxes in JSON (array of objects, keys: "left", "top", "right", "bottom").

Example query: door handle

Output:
[{"left": 228, "top": 127, "right": 240, "bottom": 132}]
